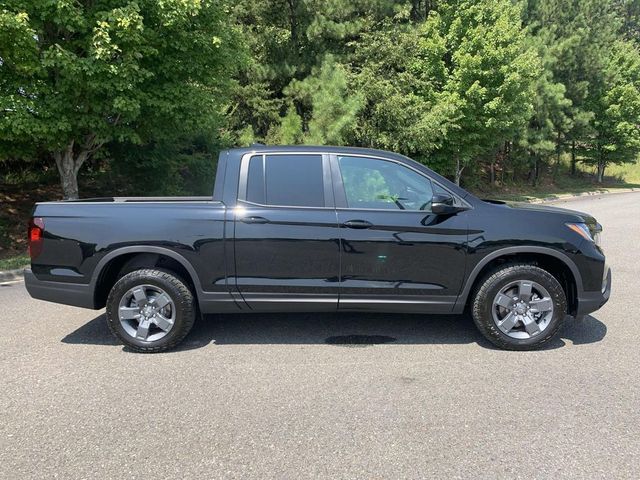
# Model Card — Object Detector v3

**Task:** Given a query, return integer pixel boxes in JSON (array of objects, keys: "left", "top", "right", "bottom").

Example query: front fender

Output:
[{"left": 452, "top": 246, "right": 584, "bottom": 313}]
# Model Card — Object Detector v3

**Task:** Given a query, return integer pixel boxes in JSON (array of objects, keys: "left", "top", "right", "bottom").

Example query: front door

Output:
[
  {"left": 331, "top": 154, "right": 469, "bottom": 313},
  {"left": 233, "top": 152, "right": 340, "bottom": 311}
]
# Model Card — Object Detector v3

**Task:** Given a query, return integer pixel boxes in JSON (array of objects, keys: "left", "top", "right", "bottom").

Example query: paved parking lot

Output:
[{"left": 1, "top": 192, "right": 638, "bottom": 479}]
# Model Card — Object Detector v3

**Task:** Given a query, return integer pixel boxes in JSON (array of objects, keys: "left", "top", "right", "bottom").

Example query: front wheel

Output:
[
  {"left": 106, "top": 269, "right": 196, "bottom": 353},
  {"left": 471, "top": 264, "right": 567, "bottom": 350}
]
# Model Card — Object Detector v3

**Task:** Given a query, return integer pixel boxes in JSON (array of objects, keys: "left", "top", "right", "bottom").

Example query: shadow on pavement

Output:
[
  {"left": 556, "top": 314, "right": 608, "bottom": 347},
  {"left": 61, "top": 312, "right": 607, "bottom": 352}
]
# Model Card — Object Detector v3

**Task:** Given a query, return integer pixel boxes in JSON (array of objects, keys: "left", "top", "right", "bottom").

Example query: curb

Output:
[
  {"left": 524, "top": 187, "right": 640, "bottom": 204},
  {"left": 0, "top": 268, "right": 26, "bottom": 283}
]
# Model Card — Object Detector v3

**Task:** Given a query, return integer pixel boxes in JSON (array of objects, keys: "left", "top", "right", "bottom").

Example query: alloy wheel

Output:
[
  {"left": 118, "top": 284, "right": 176, "bottom": 341},
  {"left": 491, "top": 280, "right": 554, "bottom": 339}
]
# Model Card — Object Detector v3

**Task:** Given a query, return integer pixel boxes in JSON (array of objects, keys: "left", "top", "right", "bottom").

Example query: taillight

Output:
[{"left": 28, "top": 217, "right": 45, "bottom": 259}]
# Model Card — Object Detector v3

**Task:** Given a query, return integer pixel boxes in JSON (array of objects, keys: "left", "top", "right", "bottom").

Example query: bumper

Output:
[
  {"left": 576, "top": 267, "right": 611, "bottom": 317},
  {"left": 24, "top": 269, "right": 96, "bottom": 309}
]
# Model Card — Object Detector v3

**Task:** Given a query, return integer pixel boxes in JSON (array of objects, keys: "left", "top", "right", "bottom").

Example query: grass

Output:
[
  {"left": 0, "top": 254, "right": 30, "bottom": 271},
  {"left": 606, "top": 161, "right": 640, "bottom": 184}
]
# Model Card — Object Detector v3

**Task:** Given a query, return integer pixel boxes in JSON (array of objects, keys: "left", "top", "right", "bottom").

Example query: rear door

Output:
[
  {"left": 331, "top": 154, "right": 469, "bottom": 313},
  {"left": 233, "top": 152, "right": 340, "bottom": 311}
]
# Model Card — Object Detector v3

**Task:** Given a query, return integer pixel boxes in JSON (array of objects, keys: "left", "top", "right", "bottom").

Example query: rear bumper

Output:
[
  {"left": 24, "top": 269, "right": 96, "bottom": 309},
  {"left": 576, "top": 267, "right": 611, "bottom": 317}
]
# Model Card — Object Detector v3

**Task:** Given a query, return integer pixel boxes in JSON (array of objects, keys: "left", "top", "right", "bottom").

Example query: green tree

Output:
[
  {"left": 438, "top": 0, "right": 539, "bottom": 184},
  {"left": 267, "top": 105, "right": 304, "bottom": 144},
  {"left": 347, "top": 1, "right": 539, "bottom": 185},
  {"left": 524, "top": 0, "right": 622, "bottom": 177},
  {"left": 514, "top": 21, "right": 572, "bottom": 185},
  {"left": 348, "top": 15, "right": 458, "bottom": 166},
  {"left": 228, "top": 0, "right": 397, "bottom": 144},
  {"left": 583, "top": 40, "right": 640, "bottom": 182},
  {"left": 614, "top": 0, "right": 640, "bottom": 42},
  {"left": 0, "top": 1, "right": 244, "bottom": 198},
  {"left": 287, "top": 55, "right": 362, "bottom": 144}
]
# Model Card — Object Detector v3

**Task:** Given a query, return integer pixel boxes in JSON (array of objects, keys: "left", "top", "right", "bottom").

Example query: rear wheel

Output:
[
  {"left": 106, "top": 268, "right": 196, "bottom": 353},
  {"left": 471, "top": 264, "right": 566, "bottom": 350}
]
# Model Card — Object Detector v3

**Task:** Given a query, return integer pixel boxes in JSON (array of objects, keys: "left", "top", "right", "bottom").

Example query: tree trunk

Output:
[
  {"left": 410, "top": 0, "right": 421, "bottom": 20},
  {"left": 53, "top": 140, "right": 91, "bottom": 200},
  {"left": 287, "top": 0, "right": 298, "bottom": 44},
  {"left": 454, "top": 157, "right": 464, "bottom": 186},
  {"left": 596, "top": 160, "right": 606, "bottom": 184},
  {"left": 529, "top": 150, "right": 538, "bottom": 187},
  {"left": 553, "top": 131, "right": 562, "bottom": 179},
  {"left": 504, "top": 140, "right": 511, "bottom": 167},
  {"left": 570, "top": 140, "right": 577, "bottom": 176},
  {"left": 489, "top": 160, "right": 495, "bottom": 185},
  {"left": 503, "top": 141, "right": 510, "bottom": 185}
]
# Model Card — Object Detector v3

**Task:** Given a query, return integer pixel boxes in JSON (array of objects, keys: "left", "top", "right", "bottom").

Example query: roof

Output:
[{"left": 227, "top": 145, "right": 412, "bottom": 161}]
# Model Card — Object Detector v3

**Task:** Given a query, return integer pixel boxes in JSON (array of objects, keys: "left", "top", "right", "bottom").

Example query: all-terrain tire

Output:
[
  {"left": 106, "top": 268, "right": 196, "bottom": 353},
  {"left": 471, "top": 264, "right": 567, "bottom": 350}
]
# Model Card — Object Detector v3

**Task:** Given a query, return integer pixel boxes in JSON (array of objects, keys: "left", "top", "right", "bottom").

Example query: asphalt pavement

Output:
[{"left": 1, "top": 192, "right": 638, "bottom": 479}]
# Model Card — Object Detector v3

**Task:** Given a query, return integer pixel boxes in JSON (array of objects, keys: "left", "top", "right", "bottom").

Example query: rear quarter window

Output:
[{"left": 246, "top": 154, "right": 325, "bottom": 207}]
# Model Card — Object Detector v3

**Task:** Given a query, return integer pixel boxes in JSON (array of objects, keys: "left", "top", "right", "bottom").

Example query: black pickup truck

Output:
[{"left": 25, "top": 146, "right": 611, "bottom": 352}]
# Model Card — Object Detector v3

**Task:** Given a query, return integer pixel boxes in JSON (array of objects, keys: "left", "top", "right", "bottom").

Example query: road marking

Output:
[{"left": 0, "top": 279, "right": 25, "bottom": 286}]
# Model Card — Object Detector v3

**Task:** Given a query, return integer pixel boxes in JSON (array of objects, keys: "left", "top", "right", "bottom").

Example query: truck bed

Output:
[{"left": 29, "top": 198, "right": 227, "bottom": 292}]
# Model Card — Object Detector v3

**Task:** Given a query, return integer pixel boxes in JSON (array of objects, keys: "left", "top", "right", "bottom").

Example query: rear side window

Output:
[{"left": 245, "top": 154, "right": 325, "bottom": 207}]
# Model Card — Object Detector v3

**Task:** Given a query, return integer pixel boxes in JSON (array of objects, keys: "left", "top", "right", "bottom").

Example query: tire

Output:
[
  {"left": 106, "top": 268, "right": 196, "bottom": 353},
  {"left": 471, "top": 264, "right": 567, "bottom": 350}
]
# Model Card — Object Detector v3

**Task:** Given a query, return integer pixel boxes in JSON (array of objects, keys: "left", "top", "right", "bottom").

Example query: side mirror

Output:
[{"left": 431, "top": 193, "right": 466, "bottom": 215}]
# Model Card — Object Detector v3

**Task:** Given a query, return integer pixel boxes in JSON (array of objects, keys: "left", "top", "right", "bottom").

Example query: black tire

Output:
[
  {"left": 471, "top": 264, "right": 567, "bottom": 350},
  {"left": 106, "top": 268, "right": 196, "bottom": 353}
]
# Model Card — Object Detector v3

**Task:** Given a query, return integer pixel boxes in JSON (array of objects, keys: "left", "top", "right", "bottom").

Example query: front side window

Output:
[
  {"left": 338, "top": 156, "right": 434, "bottom": 211},
  {"left": 245, "top": 154, "right": 325, "bottom": 207}
]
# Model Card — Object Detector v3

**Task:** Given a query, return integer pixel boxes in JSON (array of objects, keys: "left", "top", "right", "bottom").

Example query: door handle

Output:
[
  {"left": 239, "top": 216, "right": 269, "bottom": 224},
  {"left": 342, "top": 219, "right": 373, "bottom": 229}
]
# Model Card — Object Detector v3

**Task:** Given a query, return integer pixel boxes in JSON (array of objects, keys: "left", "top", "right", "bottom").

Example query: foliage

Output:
[
  {"left": 286, "top": 54, "right": 362, "bottom": 144},
  {"left": 582, "top": 40, "right": 640, "bottom": 181},
  {"left": 348, "top": 16, "right": 456, "bottom": 163},
  {"left": 1, "top": 0, "right": 640, "bottom": 199},
  {"left": 107, "top": 136, "right": 220, "bottom": 196},
  {"left": 437, "top": 0, "right": 540, "bottom": 183},
  {"left": 0, "top": 0, "right": 245, "bottom": 198}
]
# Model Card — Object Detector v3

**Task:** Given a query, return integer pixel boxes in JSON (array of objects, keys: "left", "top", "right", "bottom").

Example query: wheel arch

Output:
[
  {"left": 454, "top": 246, "right": 583, "bottom": 315},
  {"left": 90, "top": 246, "right": 203, "bottom": 309}
]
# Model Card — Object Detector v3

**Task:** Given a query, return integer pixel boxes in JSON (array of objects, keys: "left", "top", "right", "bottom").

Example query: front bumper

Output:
[
  {"left": 576, "top": 267, "right": 611, "bottom": 317},
  {"left": 24, "top": 269, "right": 96, "bottom": 309}
]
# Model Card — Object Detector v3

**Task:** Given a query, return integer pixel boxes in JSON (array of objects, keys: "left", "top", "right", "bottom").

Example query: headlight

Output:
[
  {"left": 566, "top": 222, "right": 602, "bottom": 246},
  {"left": 593, "top": 230, "right": 601, "bottom": 247}
]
